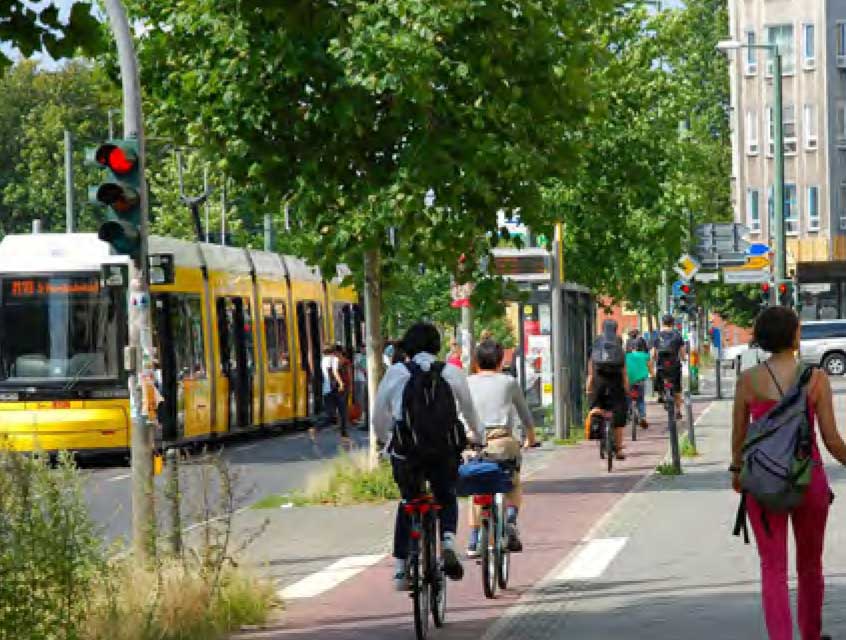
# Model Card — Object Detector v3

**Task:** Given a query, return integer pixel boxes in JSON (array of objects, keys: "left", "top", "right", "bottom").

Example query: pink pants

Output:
[{"left": 747, "top": 470, "right": 830, "bottom": 640}]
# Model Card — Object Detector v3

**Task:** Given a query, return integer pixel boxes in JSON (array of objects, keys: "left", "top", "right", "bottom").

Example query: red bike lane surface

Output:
[{"left": 236, "top": 401, "right": 710, "bottom": 640}]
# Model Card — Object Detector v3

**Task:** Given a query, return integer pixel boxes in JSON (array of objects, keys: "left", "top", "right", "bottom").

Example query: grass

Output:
[
  {"left": 83, "top": 561, "right": 277, "bottom": 640},
  {"left": 655, "top": 461, "right": 682, "bottom": 476},
  {"left": 252, "top": 451, "right": 400, "bottom": 508},
  {"left": 680, "top": 433, "right": 699, "bottom": 458},
  {"left": 553, "top": 432, "right": 585, "bottom": 446}
]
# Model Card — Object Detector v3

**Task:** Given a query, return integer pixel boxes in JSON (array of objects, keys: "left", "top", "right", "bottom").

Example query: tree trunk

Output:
[{"left": 363, "top": 249, "right": 384, "bottom": 470}]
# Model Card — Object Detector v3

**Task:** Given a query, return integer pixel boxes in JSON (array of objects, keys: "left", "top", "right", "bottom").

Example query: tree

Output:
[
  {"left": 0, "top": 60, "right": 119, "bottom": 235},
  {"left": 0, "top": 1, "right": 101, "bottom": 67}
]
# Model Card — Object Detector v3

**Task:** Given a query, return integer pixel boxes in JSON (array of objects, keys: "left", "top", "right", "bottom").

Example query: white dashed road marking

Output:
[
  {"left": 278, "top": 554, "right": 386, "bottom": 600},
  {"left": 556, "top": 537, "right": 628, "bottom": 581}
]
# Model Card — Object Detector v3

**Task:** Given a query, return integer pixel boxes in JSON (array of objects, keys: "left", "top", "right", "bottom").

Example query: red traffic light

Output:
[
  {"left": 680, "top": 284, "right": 691, "bottom": 294},
  {"left": 761, "top": 283, "right": 771, "bottom": 293},
  {"left": 779, "top": 283, "right": 788, "bottom": 295},
  {"left": 95, "top": 144, "right": 137, "bottom": 175}
]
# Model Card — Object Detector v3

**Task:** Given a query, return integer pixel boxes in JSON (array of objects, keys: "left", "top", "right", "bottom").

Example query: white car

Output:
[{"left": 720, "top": 343, "right": 770, "bottom": 371}]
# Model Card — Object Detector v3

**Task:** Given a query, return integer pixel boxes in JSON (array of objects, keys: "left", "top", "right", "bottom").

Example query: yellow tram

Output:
[{"left": 0, "top": 232, "right": 362, "bottom": 454}]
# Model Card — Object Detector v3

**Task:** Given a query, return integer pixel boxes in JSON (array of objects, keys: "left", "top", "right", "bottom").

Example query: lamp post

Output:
[{"left": 717, "top": 39, "right": 786, "bottom": 304}]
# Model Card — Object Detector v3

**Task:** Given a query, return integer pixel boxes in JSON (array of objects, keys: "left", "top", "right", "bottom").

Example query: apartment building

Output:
[{"left": 727, "top": 0, "right": 846, "bottom": 318}]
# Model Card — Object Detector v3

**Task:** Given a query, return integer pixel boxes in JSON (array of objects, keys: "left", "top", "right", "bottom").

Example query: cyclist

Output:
[
  {"left": 625, "top": 328, "right": 649, "bottom": 354},
  {"left": 586, "top": 319, "right": 629, "bottom": 460},
  {"left": 465, "top": 339, "right": 537, "bottom": 557},
  {"left": 372, "top": 322, "right": 482, "bottom": 591},
  {"left": 625, "top": 337, "right": 651, "bottom": 430},
  {"left": 652, "top": 314, "right": 686, "bottom": 420}
]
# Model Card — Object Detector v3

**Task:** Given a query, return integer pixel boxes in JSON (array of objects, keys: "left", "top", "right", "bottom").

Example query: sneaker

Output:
[
  {"left": 466, "top": 543, "right": 480, "bottom": 559},
  {"left": 506, "top": 524, "right": 523, "bottom": 553},
  {"left": 393, "top": 570, "right": 410, "bottom": 592},
  {"left": 442, "top": 547, "right": 464, "bottom": 580}
]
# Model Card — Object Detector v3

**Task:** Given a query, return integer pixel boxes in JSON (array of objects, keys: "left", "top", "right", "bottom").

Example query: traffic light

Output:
[
  {"left": 778, "top": 282, "right": 793, "bottom": 307},
  {"left": 87, "top": 140, "right": 142, "bottom": 259},
  {"left": 759, "top": 283, "right": 771, "bottom": 310},
  {"left": 678, "top": 283, "right": 695, "bottom": 316}
]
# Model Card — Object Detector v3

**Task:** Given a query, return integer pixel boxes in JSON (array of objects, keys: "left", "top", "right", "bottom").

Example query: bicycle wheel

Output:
[
  {"left": 606, "top": 420, "right": 614, "bottom": 473},
  {"left": 496, "top": 497, "right": 510, "bottom": 590},
  {"left": 412, "top": 528, "right": 430, "bottom": 639},
  {"left": 429, "top": 514, "right": 446, "bottom": 628},
  {"left": 480, "top": 516, "right": 497, "bottom": 598}
]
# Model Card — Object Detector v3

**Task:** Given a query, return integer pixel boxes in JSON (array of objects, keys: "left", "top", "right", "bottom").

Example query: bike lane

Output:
[{"left": 235, "top": 400, "right": 711, "bottom": 640}]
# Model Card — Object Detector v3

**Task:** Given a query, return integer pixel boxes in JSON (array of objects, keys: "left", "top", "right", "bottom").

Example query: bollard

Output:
[
  {"left": 715, "top": 350, "right": 722, "bottom": 400},
  {"left": 685, "top": 390, "right": 696, "bottom": 450},
  {"left": 164, "top": 448, "right": 182, "bottom": 555},
  {"left": 667, "top": 401, "right": 682, "bottom": 474}
]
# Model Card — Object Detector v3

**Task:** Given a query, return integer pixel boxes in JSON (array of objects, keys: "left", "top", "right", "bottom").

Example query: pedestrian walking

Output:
[
  {"left": 731, "top": 306, "right": 846, "bottom": 640},
  {"left": 353, "top": 345, "right": 368, "bottom": 427},
  {"left": 320, "top": 345, "right": 349, "bottom": 443},
  {"left": 446, "top": 338, "right": 463, "bottom": 369}
]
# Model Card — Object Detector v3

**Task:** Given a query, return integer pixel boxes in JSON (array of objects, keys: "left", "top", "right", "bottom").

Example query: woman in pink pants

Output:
[{"left": 732, "top": 306, "right": 846, "bottom": 640}]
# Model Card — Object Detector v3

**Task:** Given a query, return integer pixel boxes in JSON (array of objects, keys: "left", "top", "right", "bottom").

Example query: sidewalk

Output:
[
  {"left": 485, "top": 386, "right": 846, "bottom": 640},
  {"left": 232, "top": 398, "right": 707, "bottom": 640}
]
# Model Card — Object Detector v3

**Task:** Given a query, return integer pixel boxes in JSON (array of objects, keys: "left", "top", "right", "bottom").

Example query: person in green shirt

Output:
[{"left": 625, "top": 341, "right": 652, "bottom": 429}]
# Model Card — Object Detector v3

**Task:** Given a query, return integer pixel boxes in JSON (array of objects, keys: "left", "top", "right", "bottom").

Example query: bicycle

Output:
[
  {"left": 403, "top": 491, "right": 447, "bottom": 639},
  {"left": 597, "top": 409, "right": 615, "bottom": 472},
  {"left": 473, "top": 459, "right": 517, "bottom": 599},
  {"left": 628, "top": 387, "right": 641, "bottom": 442}
]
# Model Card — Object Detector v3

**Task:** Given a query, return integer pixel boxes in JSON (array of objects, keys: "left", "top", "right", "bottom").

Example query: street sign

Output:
[
  {"left": 747, "top": 243, "right": 770, "bottom": 257},
  {"left": 801, "top": 283, "right": 831, "bottom": 294},
  {"left": 695, "top": 223, "right": 751, "bottom": 264},
  {"left": 698, "top": 252, "right": 749, "bottom": 268},
  {"left": 694, "top": 272, "right": 719, "bottom": 283},
  {"left": 672, "top": 280, "right": 684, "bottom": 296},
  {"left": 696, "top": 222, "right": 750, "bottom": 240},
  {"left": 722, "top": 268, "right": 770, "bottom": 284},
  {"left": 674, "top": 253, "right": 700, "bottom": 281},
  {"left": 745, "top": 255, "right": 770, "bottom": 269}
]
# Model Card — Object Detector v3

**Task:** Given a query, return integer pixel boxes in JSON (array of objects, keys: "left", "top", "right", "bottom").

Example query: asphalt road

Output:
[{"left": 84, "top": 422, "right": 369, "bottom": 545}]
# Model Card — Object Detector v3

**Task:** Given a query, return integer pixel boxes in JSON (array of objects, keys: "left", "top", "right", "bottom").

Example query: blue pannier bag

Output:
[{"left": 456, "top": 459, "right": 514, "bottom": 497}]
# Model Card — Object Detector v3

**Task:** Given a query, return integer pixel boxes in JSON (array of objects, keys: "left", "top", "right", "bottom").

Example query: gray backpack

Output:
[{"left": 733, "top": 364, "right": 816, "bottom": 543}]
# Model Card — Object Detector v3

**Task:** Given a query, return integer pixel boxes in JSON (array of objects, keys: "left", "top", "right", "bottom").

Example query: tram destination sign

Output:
[
  {"left": 491, "top": 248, "right": 551, "bottom": 282},
  {"left": 6, "top": 277, "right": 100, "bottom": 298}
]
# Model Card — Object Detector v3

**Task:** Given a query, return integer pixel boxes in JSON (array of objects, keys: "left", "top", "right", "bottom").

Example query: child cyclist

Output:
[{"left": 466, "top": 339, "right": 537, "bottom": 556}]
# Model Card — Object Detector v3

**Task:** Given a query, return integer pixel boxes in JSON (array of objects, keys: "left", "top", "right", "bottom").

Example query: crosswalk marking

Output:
[
  {"left": 278, "top": 554, "right": 385, "bottom": 600},
  {"left": 556, "top": 537, "right": 628, "bottom": 581}
]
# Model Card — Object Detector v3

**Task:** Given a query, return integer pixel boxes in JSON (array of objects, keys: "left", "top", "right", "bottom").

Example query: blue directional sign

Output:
[
  {"left": 672, "top": 280, "right": 684, "bottom": 297},
  {"left": 747, "top": 243, "right": 770, "bottom": 257}
]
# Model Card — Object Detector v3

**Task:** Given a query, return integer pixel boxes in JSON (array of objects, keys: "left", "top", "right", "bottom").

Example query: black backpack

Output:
[
  {"left": 655, "top": 331, "right": 680, "bottom": 366},
  {"left": 592, "top": 336, "right": 625, "bottom": 374},
  {"left": 391, "top": 361, "right": 467, "bottom": 464}
]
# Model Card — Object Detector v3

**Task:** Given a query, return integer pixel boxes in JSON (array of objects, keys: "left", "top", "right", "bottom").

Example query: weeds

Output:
[
  {"left": 254, "top": 451, "right": 399, "bottom": 507},
  {"left": 680, "top": 434, "right": 699, "bottom": 458},
  {"left": 656, "top": 462, "right": 683, "bottom": 476}
]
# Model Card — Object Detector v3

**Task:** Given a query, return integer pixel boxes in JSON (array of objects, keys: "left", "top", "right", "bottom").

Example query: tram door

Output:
[
  {"left": 296, "top": 301, "right": 323, "bottom": 417},
  {"left": 217, "top": 297, "right": 254, "bottom": 430},
  {"left": 153, "top": 294, "right": 180, "bottom": 441}
]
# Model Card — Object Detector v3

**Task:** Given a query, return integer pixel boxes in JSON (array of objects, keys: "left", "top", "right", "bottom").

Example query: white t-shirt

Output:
[{"left": 321, "top": 354, "right": 339, "bottom": 395}]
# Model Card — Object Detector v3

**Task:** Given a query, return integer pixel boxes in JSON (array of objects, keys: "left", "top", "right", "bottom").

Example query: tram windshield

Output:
[{"left": 0, "top": 275, "right": 121, "bottom": 383}]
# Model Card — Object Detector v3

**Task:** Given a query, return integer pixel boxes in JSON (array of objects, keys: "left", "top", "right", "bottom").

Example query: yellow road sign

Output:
[
  {"left": 674, "top": 253, "right": 700, "bottom": 281},
  {"left": 745, "top": 255, "right": 770, "bottom": 269}
]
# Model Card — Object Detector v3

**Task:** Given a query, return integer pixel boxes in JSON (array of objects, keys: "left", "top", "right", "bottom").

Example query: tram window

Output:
[
  {"left": 243, "top": 298, "right": 255, "bottom": 373},
  {"left": 274, "top": 301, "right": 290, "bottom": 370},
  {"left": 184, "top": 296, "right": 206, "bottom": 376},
  {"left": 217, "top": 298, "right": 235, "bottom": 374},
  {"left": 263, "top": 301, "right": 279, "bottom": 369},
  {"left": 170, "top": 299, "right": 192, "bottom": 377}
]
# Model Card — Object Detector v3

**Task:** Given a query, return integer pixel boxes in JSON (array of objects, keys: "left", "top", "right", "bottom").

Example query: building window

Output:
[
  {"left": 785, "top": 184, "right": 799, "bottom": 235},
  {"left": 837, "top": 22, "right": 846, "bottom": 68},
  {"left": 745, "top": 30, "right": 757, "bottom": 75},
  {"left": 808, "top": 186, "right": 820, "bottom": 231},
  {"left": 783, "top": 104, "right": 797, "bottom": 154},
  {"left": 747, "top": 188, "right": 761, "bottom": 233},
  {"left": 766, "top": 107, "right": 774, "bottom": 156},
  {"left": 804, "top": 104, "right": 818, "bottom": 150},
  {"left": 837, "top": 102, "right": 846, "bottom": 146},
  {"left": 746, "top": 110, "right": 759, "bottom": 155},
  {"left": 765, "top": 24, "right": 795, "bottom": 75},
  {"left": 802, "top": 23, "right": 815, "bottom": 68}
]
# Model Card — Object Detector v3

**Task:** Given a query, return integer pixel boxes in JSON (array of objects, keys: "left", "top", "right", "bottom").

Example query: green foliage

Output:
[
  {"left": 127, "top": 0, "right": 614, "bottom": 284},
  {"left": 680, "top": 433, "right": 699, "bottom": 458},
  {"left": 0, "top": 450, "right": 103, "bottom": 639},
  {"left": 0, "top": 2, "right": 102, "bottom": 67},
  {"left": 0, "top": 61, "right": 119, "bottom": 236},
  {"left": 655, "top": 461, "right": 682, "bottom": 476},
  {"left": 705, "top": 284, "right": 761, "bottom": 329}
]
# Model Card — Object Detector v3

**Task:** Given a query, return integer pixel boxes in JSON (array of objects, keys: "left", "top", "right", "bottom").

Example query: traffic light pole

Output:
[
  {"left": 103, "top": 0, "right": 156, "bottom": 564},
  {"left": 772, "top": 50, "right": 787, "bottom": 301}
]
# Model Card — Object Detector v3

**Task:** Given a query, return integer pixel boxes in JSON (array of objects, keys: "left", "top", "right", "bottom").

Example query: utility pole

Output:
[
  {"left": 64, "top": 129, "right": 74, "bottom": 233},
  {"left": 363, "top": 249, "right": 383, "bottom": 470},
  {"left": 772, "top": 50, "right": 787, "bottom": 297},
  {"left": 551, "top": 223, "right": 567, "bottom": 440},
  {"left": 103, "top": 0, "right": 155, "bottom": 563}
]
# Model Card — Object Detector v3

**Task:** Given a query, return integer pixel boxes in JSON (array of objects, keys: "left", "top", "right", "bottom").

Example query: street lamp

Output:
[{"left": 717, "top": 38, "right": 786, "bottom": 304}]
